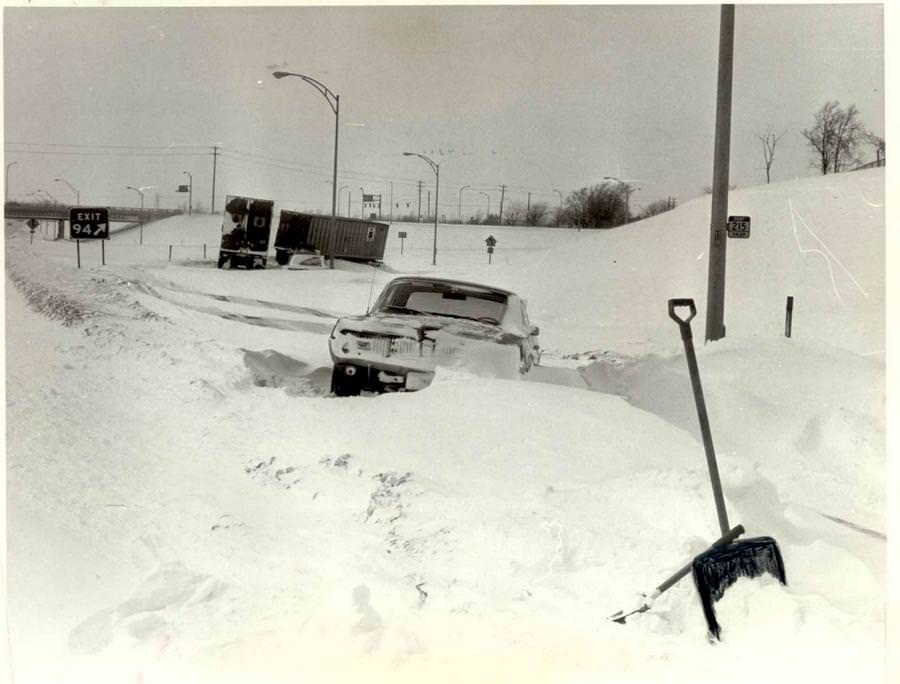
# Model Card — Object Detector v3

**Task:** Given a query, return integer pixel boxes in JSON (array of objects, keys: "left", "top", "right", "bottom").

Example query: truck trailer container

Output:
[
  {"left": 274, "top": 211, "right": 389, "bottom": 265},
  {"left": 218, "top": 195, "right": 274, "bottom": 269}
]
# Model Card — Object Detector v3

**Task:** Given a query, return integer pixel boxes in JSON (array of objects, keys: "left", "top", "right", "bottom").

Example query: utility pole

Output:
[
  {"left": 526, "top": 192, "right": 532, "bottom": 226},
  {"left": 389, "top": 181, "right": 394, "bottom": 223},
  {"left": 417, "top": 181, "right": 423, "bottom": 222},
  {"left": 210, "top": 145, "right": 219, "bottom": 214},
  {"left": 498, "top": 185, "right": 507, "bottom": 225},
  {"left": 427, "top": 191, "right": 431, "bottom": 222},
  {"left": 705, "top": 4, "right": 735, "bottom": 342}
]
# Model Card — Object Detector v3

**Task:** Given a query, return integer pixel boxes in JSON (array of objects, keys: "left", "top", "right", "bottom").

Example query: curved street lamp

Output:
[
  {"left": 273, "top": 70, "right": 340, "bottom": 268},
  {"left": 458, "top": 185, "right": 470, "bottom": 224},
  {"left": 553, "top": 188, "right": 564, "bottom": 227},
  {"left": 6, "top": 161, "right": 18, "bottom": 203},
  {"left": 403, "top": 152, "right": 440, "bottom": 265},
  {"left": 54, "top": 177, "right": 80, "bottom": 205},
  {"left": 479, "top": 191, "right": 491, "bottom": 223},
  {"left": 126, "top": 185, "right": 148, "bottom": 245}
]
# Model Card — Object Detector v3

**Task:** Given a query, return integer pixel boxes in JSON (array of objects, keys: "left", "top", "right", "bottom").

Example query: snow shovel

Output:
[{"left": 668, "top": 298, "right": 786, "bottom": 640}]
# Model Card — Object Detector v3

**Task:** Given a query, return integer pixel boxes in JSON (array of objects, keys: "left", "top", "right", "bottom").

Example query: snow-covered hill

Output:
[{"left": 4, "top": 169, "right": 886, "bottom": 683}]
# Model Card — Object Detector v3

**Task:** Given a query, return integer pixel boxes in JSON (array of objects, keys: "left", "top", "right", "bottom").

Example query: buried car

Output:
[{"left": 329, "top": 276, "right": 540, "bottom": 395}]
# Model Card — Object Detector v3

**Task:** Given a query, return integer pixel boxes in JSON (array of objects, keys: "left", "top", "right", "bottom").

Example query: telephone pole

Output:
[
  {"left": 498, "top": 185, "right": 507, "bottom": 225},
  {"left": 526, "top": 192, "right": 532, "bottom": 226},
  {"left": 705, "top": 4, "right": 735, "bottom": 342},
  {"left": 210, "top": 145, "right": 219, "bottom": 214}
]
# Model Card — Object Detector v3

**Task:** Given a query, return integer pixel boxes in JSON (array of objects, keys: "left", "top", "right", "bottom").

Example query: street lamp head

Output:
[
  {"left": 402, "top": 152, "right": 413, "bottom": 157},
  {"left": 272, "top": 71, "right": 289, "bottom": 79}
]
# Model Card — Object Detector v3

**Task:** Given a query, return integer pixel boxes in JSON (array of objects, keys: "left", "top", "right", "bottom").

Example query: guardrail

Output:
[{"left": 4, "top": 202, "right": 182, "bottom": 222}]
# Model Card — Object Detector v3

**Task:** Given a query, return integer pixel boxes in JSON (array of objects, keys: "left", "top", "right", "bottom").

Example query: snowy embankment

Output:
[{"left": 4, "top": 169, "right": 886, "bottom": 683}]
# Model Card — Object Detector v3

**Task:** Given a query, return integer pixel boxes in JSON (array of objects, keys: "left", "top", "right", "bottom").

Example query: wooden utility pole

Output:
[
  {"left": 498, "top": 185, "right": 507, "bottom": 225},
  {"left": 705, "top": 4, "right": 735, "bottom": 342},
  {"left": 526, "top": 192, "right": 532, "bottom": 225},
  {"left": 210, "top": 145, "right": 219, "bottom": 214}
]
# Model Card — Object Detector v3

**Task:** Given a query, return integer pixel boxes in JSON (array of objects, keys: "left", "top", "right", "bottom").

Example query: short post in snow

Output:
[
  {"left": 76, "top": 240, "right": 81, "bottom": 269},
  {"left": 101, "top": 239, "right": 106, "bottom": 266},
  {"left": 785, "top": 296, "right": 794, "bottom": 338},
  {"left": 169, "top": 245, "right": 173, "bottom": 262}
]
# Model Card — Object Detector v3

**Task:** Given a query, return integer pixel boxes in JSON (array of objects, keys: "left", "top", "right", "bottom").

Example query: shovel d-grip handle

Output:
[{"left": 668, "top": 299, "right": 697, "bottom": 340}]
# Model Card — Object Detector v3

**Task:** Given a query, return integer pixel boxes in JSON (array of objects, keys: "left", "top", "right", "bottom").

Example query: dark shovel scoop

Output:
[{"left": 693, "top": 536, "right": 787, "bottom": 640}]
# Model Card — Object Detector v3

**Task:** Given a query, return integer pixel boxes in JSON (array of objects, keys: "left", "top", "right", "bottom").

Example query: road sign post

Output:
[
  {"left": 69, "top": 207, "right": 110, "bottom": 268},
  {"left": 398, "top": 230, "right": 407, "bottom": 254},
  {"left": 485, "top": 234, "right": 497, "bottom": 264},
  {"left": 26, "top": 217, "right": 39, "bottom": 244}
]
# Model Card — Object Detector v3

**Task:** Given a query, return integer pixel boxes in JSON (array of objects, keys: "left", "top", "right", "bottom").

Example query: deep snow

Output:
[{"left": 4, "top": 168, "right": 888, "bottom": 683}]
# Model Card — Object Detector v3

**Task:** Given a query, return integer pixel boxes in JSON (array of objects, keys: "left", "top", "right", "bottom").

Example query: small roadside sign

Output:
[
  {"left": 485, "top": 235, "right": 497, "bottom": 247},
  {"left": 398, "top": 231, "right": 408, "bottom": 239},
  {"left": 26, "top": 217, "right": 39, "bottom": 230},
  {"left": 69, "top": 207, "right": 110, "bottom": 240},
  {"left": 727, "top": 215, "right": 750, "bottom": 239}
]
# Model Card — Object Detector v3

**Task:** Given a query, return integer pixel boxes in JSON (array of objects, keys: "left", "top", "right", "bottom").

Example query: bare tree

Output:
[
  {"left": 564, "top": 185, "right": 625, "bottom": 228},
  {"left": 754, "top": 125, "right": 786, "bottom": 183},
  {"left": 802, "top": 101, "right": 867, "bottom": 174},
  {"left": 864, "top": 131, "right": 886, "bottom": 166},
  {"left": 640, "top": 197, "right": 677, "bottom": 219},
  {"left": 525, "top": 202, "right": 548, "bottom": 227}
]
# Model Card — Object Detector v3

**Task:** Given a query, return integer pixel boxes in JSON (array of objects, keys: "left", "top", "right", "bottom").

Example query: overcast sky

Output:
[{"left": 3, "top": 3, "right": 885, "bottom": 218}]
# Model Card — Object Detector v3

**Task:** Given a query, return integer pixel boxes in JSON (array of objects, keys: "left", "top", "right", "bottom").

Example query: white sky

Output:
[{"left": 2, "top": 2, "right": 886, "bottom": 216}]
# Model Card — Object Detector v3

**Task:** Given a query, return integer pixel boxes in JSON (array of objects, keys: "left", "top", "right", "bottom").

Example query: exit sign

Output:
[{"left": 69, "top": 207, "right": 110, "bottom": 240}]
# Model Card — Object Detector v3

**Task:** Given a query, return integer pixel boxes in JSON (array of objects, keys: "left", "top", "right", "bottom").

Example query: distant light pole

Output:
[
  {"left": 553, "top": 189, "right": 563, "bottom": 227},
  {"left": 479, "top": 191, "right": 491, "bottom": 223},
  {"left": 6, "top": 161, "right": 18, "bottom": 203},
  {"left": 38, "top": 189, "right": 58, "bottom": 204},
  {"left": 273, "top": 70, "right": 340, "bottom": 268},
  {"left": 183, "top": 171, "right": 193, "bottom": 215},
  {"left": 360, "top": 186, "right": 366, "bottom": 218},
  {"left": 126, "top": 185, "right": 146, "bottom": 245},
  {"left": 403, "top": 152, "right": 440, "bottom": 265},
  {"left": 458, "top": 185, "right": 470, "bottom": 224},
  {"left": 53, "top": 177, "right": 80, "bottom": 205}
]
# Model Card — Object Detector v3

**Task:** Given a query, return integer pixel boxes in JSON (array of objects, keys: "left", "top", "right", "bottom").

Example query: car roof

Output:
[{"left": 384, "top": 276, "right": 516, "bottom": 297}]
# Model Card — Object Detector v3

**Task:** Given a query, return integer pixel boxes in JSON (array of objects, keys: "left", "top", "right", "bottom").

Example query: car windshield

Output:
[{"left": 377, "top": 282, "right": 508, "bottom": 323}]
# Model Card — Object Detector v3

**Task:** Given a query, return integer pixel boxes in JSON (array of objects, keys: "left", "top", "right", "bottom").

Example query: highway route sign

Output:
[
  {"left": 69, "top": 207, "right": 109, "bottom": 240},
  {"left": 727, "top": 215, "right": 750, "bottom": 239}
]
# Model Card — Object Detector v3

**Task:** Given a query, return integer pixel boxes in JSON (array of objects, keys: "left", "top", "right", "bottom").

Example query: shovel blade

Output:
[{"left": 692, "top": 537, "right": 787, "bottom": 640}]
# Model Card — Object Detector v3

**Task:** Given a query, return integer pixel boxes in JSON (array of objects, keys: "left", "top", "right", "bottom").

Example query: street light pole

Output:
[
  {"left": 6, "top": 161, "right": 18, "bottom": 203},
  {"left": 54, "top": 177, "right": 80, "bottom": 205},
  {"left": 458, "top": 185, "right": 470, "bottom": 224},
  {"left": 479, "top": 192, "right": 491, "bottom": 223},
  {"left": 360, "top": 186, "right": 365, "bottom": 218},
  {"left": 126, "top": 185, "right": 146, "bottom": 245},
  {"left": 273, "top": 70, "right": 340, "bottom": 268},
  {"left": 403, "top": 152, "right": 440, "bottom": 266},
  {"left": 553, "top": 189, "right": 563, "bottom": 227},
  {"left": 183, "top": 171, "right": 193, "bottom": 215}
]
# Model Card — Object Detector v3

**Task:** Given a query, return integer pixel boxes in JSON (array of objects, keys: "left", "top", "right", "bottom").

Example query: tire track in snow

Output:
[{"left": 787, "top": 198, "right": 870, "bottom": 304}]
